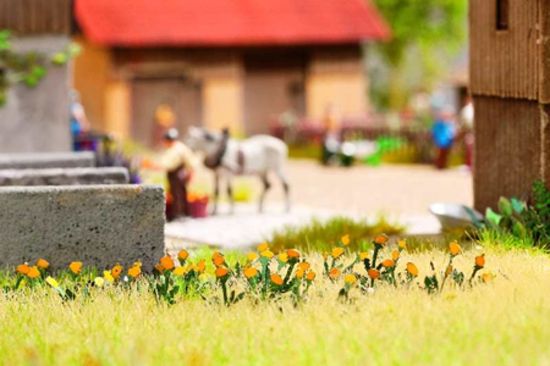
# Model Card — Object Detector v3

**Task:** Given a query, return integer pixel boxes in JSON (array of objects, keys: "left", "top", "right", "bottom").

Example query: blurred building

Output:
[{"left": 73, "top": 0, "right": 389, "bottom": 146}]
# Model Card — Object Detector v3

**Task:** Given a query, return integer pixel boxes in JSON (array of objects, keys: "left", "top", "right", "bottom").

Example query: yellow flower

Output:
[
  {"left": 382, "top": 259, "right": 395, "bottom": 268},
  {"left": 196, "top": 260, "right": 206, "bottom": 273},
  {"left": 391, "top": 249, "right": 400, "bottom": 261},
  {"left": 374, "top": 234, "right": 389, "bottom": 246},
  {"left": 286, "top": 249, "right": 301, "bottom": 260},
  {"left": 36, "top": 258, "right": 49, "bottom": 270},
  {"left": 45, "top": 276, "right": 59, "bottom": 288},
  {"left": 475, "top": 254, "right": 485, "bottom": 268},
  {"left": 257, "top": 242, "right": 269, "bottom": 252},
  {"left": 212, "top": 252, "right": 225, "bottom": 267},
  {"left": 449, "top": 241, "right": 461, "bottom": 256},
  {"left": 260, "top": 250, "right": 274, "bottom": 259},
  {"left": 367, "top": 268, "right": 380, "bottom": 280},
  {"left": 246, "top": 252, "right": 259, "bottom": 262},
  {"left": 128, "top": 265, "right": 141, "bottom": 279},
  {"left": 270, "top": 273, "right": 284, "bottom": 286},
  {"left": 103, "top": 270, "right": 114, "bottom": 283},
  {"left": 298, "top": 261, "right": 310, "bottom": 272},
  {"left": 359, "top": 252, "right": 369, "bottom": 261},
  {"left": 69, "top": 261, "right": 83, "bottom": 275},
  {"left": 341, "top": 234, "right": 350, "bottom": 246},
  {"left": 306, "top": 270, "right": 316, "bottom": 281},
  {"left": 215, "top": 266, "right": 229, "bottom": 278},
  {"left": 243, "top": 266, "right": 259, "bottom": 279},
  {"left": 331, "top": 247, "right": 345, "bottom": 259},
  {"left": 295, "top": 268, "right": 305, "bottom": 279},
  {"left": 406, "top": 262, "right": 419, "bottom": 277},
  {"left": 160, "top": 255, "right": 175, "bottom": 271},
  {"left": 398, "top": 239, "right": 407, "bottom": 250},
  {"left": 344, "top": 273, "right": 357, "bottom": 285},
  {"left": 111, "top": 264, "right": 123, "bottom": 279},
  {"left": 178, "top": 249, "right": 189, "bottom": 261},
  {"left": 16, "top": 263, "right": 30, "bottom": 275},
  {"left": 27, "top": 266, "right": 40, "bottom": 279},
  {"left": 173, "top": 266, "right": 186, "bottom": 277},
  {"left": 94, "top": 277, "right": 105, "bottom": 287},
  {"left": 278, "top": 252, "right": 288, "bottom": 263},
  {"left": 329, "top": 267, "right": 341, "bottom": 280}
]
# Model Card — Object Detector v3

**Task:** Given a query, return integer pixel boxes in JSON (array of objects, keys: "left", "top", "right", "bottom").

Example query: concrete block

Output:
[
  {"left": 0, "top": 185, "right": 165, "bottom": 272},
  {"left": 0, "top": 167, "right": 129, "bottom": 186},
  {"left": 0, "top": 152, "right": 95, "bottom": 169}
]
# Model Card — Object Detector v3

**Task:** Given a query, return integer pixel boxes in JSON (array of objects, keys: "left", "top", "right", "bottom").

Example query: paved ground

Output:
[{"left": 166, "top": 160, "right": 473, "bottom": 250}]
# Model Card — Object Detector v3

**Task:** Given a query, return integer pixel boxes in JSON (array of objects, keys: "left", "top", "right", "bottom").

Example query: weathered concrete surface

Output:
[
  {"left": 0, "top": 167, "right": 129, "bottom": 186},
  {"left": 0, "top": 152, "right": 95, "bottom": 169},
  {"left": 0, "top": 185, "right": 165, "bottom": 271},
  {"left": 0, "top": 35, "right": 71, "bottom": 153}
]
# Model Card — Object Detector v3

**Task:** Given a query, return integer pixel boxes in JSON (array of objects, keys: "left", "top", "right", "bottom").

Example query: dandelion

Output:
[
  {"left": 475, "top": 254, "right": 485, "bottom": 268},
  {"left": 398, "top": 239, "right": 407, "bottom": 250},
  {"left": 128, "top": 265, "right": 141, "bottom": 279},
  {"left": 69, "top": 261, "right": 83, "bottom": 275},
  {"left": 449, "top": 241, "right": 461, "bottom": 256},
  {"left": 36, "top": 258, "right": 49, "bottom": 270},
  {"left": 406, "top": 262, "right": 419, "bottom": 277},
  {"left": 298, "top": 261, "right": 310, "bottom": 272},
  {"left": 111, "top": 264, "right": 123, "bottom": 279},
  {"left": 270, "top": 273, "right": 284, "bottom": 286},
  {"left": 160, "top": 255, "right": 175, "bottom": 271},
  {"left": 243, "top": 266, "right": 258, "bottom": 279},
  {"left": 391, "top": 249, "right": 400, "bottom": 261},
  {"left": 382, "top": 259, "right": 395, "bottom": 268},
  {"left": 173, "top": 266, "right": 186, "bottom": 277},
  {"left": 16, "top": 263, "right": 30, "bottom": 275},
  {"left": 374, "top": 234, "right": 389, "bottom": 246},
  {"left": 359, "top": 252, "right": 369, "bottom": 261},
  {"left": 215, "top": 266, "right": 229, "bottom": 278},
  {"left": 103, "top": 270, "right": 114, "bottom": 283},
  {"left": 286, "top": 249, "right": 301, "bottom": 260},
  {"left": 212, "top": 252, "right": 225, "bottom": 267},
  {"left": 178, "top": 249, "right": 189, "bottom": 262},
  {"left": 27, "top": 266, "right": 40, "bottom": 279},
  {"left": 246, "top": 252, "right": 259, "bottom": 262},
  {"left": 341, "top": 234, "right": 350, "bottom": 246},
  {"left": 260, "top": 250, "right": 274, "bottom": 259},
  {"left": 196, "top": 260, "right": 206, "bottom": 273},
  {"left": 257, "top": 242, "right": 269, "bottom": 252},
  {"left": 367, "top": 268, "right": 380, "bottom": 280},
  {"left": 344, "top": 273, "right": 357, "bottom": 285},
  {"left": 45, "top": 276, "right": 59, "bottom": 288},
  {"left": 329, "top": 267, "right": 341, "bottom": 280},
  {"left": 278, "top": 252, "right": 288, "bottom": 263},
  {"left": 331, "top": 247, "right": 344, "bottom": 259},
  {"left": 306, "top": 270, "right": 316, "bottom": 281}
]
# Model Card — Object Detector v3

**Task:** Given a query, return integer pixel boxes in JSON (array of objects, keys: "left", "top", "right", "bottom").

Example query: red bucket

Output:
[{"left": 188, "top": 194, "right": 209, "bottom": 218}]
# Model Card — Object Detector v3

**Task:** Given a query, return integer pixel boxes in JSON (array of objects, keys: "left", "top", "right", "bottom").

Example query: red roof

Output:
[{"left": 75, "top": 0, "right": 390, "bottom": 47}]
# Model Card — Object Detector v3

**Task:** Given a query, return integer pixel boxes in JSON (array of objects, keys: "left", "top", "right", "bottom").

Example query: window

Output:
[{"left": 496, "top": 0, "right": 509, "bottom": 31}]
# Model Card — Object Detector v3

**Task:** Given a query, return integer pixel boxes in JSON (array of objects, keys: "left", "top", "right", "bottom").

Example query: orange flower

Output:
[
  {"left": 306, "top": 270, "right": 316, "bottom": 281},
  {"left": 27, "top": 266, "right": 40, "bottom": 279},
  {"left": 257, "top": 243, "right": 269, "bottom": 252},
  {"left": 128, "top": 265, "right": 141, "bottom": 279},
  {"left": 69, "top": 261, "right": 83, "bottom": 275},
  {"left": 341, "top": 234, "right": 350, "bottom": 246},
  {"left": 331, "top": 247, "right": 345, "bottom": 259},
  {"left": 36, "top": 258, "right": 49, "bottom": 270},
  {"left": 178, "top": 249, "right": 189, "bottom": 262},
  {"left": 16, "top": 263, "right": 30, "bottom": 275},
  {"left": 367, "top": 268, "right": 380, "bottom": 280},
  {"left": 382, "top": 259, "right": 395, "bottom": 268},
  {"left": 270, "top": 273, "right": 284, "bottom": 286},
  {"left": 374, "top": 234, "right": 389, "bottom": 246},
  {"left": 243, "top": 266, "right": 258, "bottom": 279},
  {"left": 212, "top": 252, "right": 225, "bottom": 267},
  {"left": 111, "top": 264, "right": 123, "bottom": 279},
  {"left": 475, "top": 254, "right": 485, "bottom": 268},
  {"left": 344, "top": 273, "right": 357, "bottom": 285},
  {"left": 295, "top": 268, "right": 305, "bottom": 279},
  {"left": 359, "top": 252, "right": 369, "bottom": 261},
  {"left": 329, "top": 267, "right": 341, "bottom": 280},
  {"left": 298, "top": 261, "right": 310, "bottom": 272},
  {"left": 160, "top": 255, "right": 175, "bottom": 271},
  {"left": 391, "top": 249, "right": 400, "bottom": 261},
  {"left": 215, "top": 266, "right": 229, "bottom": 278},
  {"left": 449, "top": 241, "right": 461, "bottom": 256},
  {"left": 406, "top": 262, "right": 419, "bottom": 277},
  {"left": 286, "top": 249, "right": 301, "bottom": 260},
  {"left": 196, "top": 260, "right": 206, "bottom": 273}
]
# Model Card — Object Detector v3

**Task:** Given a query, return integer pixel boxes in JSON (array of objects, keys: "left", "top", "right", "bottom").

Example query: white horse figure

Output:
[{"left": 185, "top": 126, "right": 291, "bottom": 214}]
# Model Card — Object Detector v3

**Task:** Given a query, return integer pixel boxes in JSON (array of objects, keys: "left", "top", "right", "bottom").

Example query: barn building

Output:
[
  {"left": 470, "top": 0, "right": 550, "bottom": 210},
  {"left": 72, "top": 0, "right": 390, "bottom": 147}
]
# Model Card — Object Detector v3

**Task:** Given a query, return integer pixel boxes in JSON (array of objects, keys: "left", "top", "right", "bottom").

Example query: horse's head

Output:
[{"left": 184, "top": 126, "right": 224, "bottom": 156}]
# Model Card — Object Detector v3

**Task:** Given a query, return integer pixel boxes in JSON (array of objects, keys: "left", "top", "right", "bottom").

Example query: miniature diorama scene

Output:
[{"left": 0, "top": 0, "right": 549, "bottom": 364}]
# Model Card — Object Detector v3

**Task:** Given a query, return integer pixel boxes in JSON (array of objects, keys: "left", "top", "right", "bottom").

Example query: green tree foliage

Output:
[{"left": 369, "top": 0, "right": 468, "bottom": 110}]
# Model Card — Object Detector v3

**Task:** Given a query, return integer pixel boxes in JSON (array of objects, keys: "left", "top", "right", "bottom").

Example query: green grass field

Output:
[{"left": 1, "top": 246, "right": 549, "bottom": 365}]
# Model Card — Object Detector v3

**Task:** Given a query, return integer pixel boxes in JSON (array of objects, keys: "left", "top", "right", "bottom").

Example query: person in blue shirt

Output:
[{"left": 432, "top": 106, "right": 457, "bottom": 169}]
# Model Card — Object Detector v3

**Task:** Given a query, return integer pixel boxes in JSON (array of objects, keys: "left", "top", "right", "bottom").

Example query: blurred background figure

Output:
[
  {"left": 459, "top": 97, "right": 474, "bottom": 169},
  {"left": 153, "top": 104, "right": 176, "bottom": 149},
  {"left": 432, "top": 106, "right": 457, "bottom": 170},
  {"left": 69, "top": 89, "right": 90, "bottom": 151}
]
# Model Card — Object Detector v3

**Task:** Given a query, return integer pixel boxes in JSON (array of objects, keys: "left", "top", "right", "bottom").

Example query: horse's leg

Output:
[
  {"left": 275, "top": 168, "right": 291, "bottom": 212},
  {"left": 226, "top": 174, "right": 235, "bottom": 215},
  {"left": 212, "top": 170, "right": 220, "bottom": 215},
  {"left": 259, "top": 173, "right": 271, "bottom": 213}
]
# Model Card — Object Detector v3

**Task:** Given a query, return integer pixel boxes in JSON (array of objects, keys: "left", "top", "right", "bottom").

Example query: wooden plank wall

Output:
[
  {"left": 470, "top": 0, "right": 539, "bottom": 100},
  {"left": 0, "top": 0, "right": 71, "bottom": 34}
]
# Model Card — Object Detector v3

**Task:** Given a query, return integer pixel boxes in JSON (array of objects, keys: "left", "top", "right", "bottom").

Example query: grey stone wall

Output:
[
  {"left": 0, "top": 167, "right": 129, "bottom": 186},
  {"left": 0, "top": 152, "right": 95, "bottom": 169},
  {"left": 0, "top": 185, "right": 165, "bottom": 272},
  {"left": 0, "top": 35, "right": 71, "bottom": 153}
]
